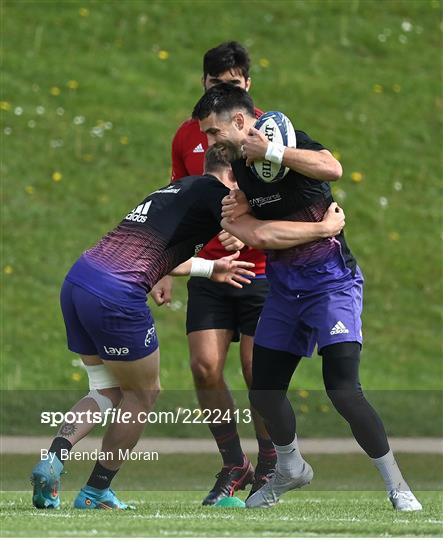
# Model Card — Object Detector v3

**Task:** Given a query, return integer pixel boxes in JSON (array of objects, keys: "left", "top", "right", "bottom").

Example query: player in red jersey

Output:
[{"left": 150, "top": 42, "right": 273, "bottom": 504}]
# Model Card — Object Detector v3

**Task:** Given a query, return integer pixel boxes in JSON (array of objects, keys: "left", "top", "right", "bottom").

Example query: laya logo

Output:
[
  {"left": 125, "top": 201, "right": 152, "bottom": 223},
  {"left": 103, "top": 346, "right": 129, "bottom": 355},
  {"left": 145, "top": 325, "right": 156, "bottom": 347}
]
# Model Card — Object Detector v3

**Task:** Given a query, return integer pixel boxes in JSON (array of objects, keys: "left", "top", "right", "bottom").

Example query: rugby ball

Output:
[{"left": 250, "top": 111, "right": 296, "bottom": 183}]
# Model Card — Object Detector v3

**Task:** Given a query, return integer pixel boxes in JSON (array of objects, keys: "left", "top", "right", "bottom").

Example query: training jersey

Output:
[
  {"left": 66, "top": 175, "right": 229, "bottom": 306},
  {"left": 231, "top": 130, "right": 357, "bottom": 296},
  {"left": 171, "top": 111, "right": 267, "bottom": 276}
]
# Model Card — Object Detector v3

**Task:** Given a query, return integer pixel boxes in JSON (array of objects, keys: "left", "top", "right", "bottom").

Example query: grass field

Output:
[
  {"left": 1, "top": 453, "right": 442, "bottom": 537},
  {"left": 2, "top": 0, "right": 442, "bottom": 395},
  {"left": 2, "top": 490, "right": 442, "bottom": 537}
]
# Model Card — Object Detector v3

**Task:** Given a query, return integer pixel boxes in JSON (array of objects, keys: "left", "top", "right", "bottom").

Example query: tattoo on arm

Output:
[{"left": 58, "top": 422, "right": 77, "bottom": 438}]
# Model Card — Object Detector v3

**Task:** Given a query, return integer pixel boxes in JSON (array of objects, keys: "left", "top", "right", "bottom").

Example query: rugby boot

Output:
[
  {"left": 247, "top": 461, "right": 276, "bottom": 499},
  {"left": 246, "top": 460, "right": 313, "bottom": 508},
  {"left": 202, "top": 455, "right": 254, "bottom": 506},
  {"left": 389, "top": 488, "right": 422, "bottom": 511},
  {"left": 31, "top": 454, "right": 64, "bottom": 509},
  {"left": 74, "top": 485, "right": 134, "bottom": 510}
]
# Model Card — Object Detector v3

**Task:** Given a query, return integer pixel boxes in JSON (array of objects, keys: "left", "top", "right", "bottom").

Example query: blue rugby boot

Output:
[
  {"left": 31, "top": 454, "right": 64, "bottom": 509},
  {"left": 74, "top": 486, "right": 133, "bottom": 510}
]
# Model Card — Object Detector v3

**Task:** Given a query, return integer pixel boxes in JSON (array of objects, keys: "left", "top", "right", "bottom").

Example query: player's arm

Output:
[
  {"left": 169, "top": 252, "right": 255, "bottom": 289},
  {"left": 221, "top": 202, "right": 345, "bottom": 250},
  {"left": 243, "top": 127, "right": 342, "bottom": 181},
  {"left": 281, "top": 148, "right": 342, "bottom": 181}
]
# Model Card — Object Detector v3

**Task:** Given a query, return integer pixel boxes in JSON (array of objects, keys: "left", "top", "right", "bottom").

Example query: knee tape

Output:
[
  {"left": 87, "top": 389, "right": 113, "bottom": 413},
  {"left": 85, "top": 364, "right": 119, "bottom": 390}
]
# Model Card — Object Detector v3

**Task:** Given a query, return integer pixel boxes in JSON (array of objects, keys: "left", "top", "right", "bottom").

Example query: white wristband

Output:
[
  {"left": 265, "top": 142, "right": 285, "bottom": 165},
  {"left": 190, "top": 257, "right": 215, "bottom": 278}
]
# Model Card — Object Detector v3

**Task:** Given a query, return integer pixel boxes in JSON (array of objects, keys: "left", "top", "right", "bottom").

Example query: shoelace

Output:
[{"left": 212, "top": 467, "right": 231, "bottom": 490}]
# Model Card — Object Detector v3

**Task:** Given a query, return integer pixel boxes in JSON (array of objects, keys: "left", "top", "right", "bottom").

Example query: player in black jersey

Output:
[
  {"left": 30, "top": 143, "right": 345, "bottom": 511},
  {"left": 192, "top": 84, "right": 422, "bottom": 511}
]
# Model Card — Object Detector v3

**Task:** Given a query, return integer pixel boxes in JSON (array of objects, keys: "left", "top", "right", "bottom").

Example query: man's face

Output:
[
  {"left": 199, "top": 111, "right": 247, "bottom": 147},
  {"left": 203, "top": 69, "right": 251, "bottom": 91}
]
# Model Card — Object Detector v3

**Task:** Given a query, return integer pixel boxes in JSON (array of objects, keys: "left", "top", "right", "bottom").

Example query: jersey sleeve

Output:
[
  {"left": 295, "top": 130, "right": 326, "bottom": 152},
  {"left": 171, "top": 127, "right": 188, "bottom": 182}
]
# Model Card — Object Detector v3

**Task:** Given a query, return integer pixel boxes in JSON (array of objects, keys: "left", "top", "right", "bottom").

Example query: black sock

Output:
[
  {"left": 86, "top": 461, "right": 119, "bottom": 490},
  {"left": 256, "top": 437, "right": 277, "bottom": 470},
  {"left": 209, "top": 420, "right": 244, "bottom": 466},
  {"left": 48, "top": 437, "right": 73, "bottom": 463}
]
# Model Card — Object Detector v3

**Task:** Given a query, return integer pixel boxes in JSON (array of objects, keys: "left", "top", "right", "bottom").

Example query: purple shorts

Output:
[
  {"left": 254, "top": 268, "right": 364, "bottom": 357},
  {"left": 60, "top": 280, "right": 159, "bottom": 361}
]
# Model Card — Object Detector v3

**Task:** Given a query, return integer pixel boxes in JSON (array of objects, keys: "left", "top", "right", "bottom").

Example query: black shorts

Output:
[{"left": 186, "top": 277, "right": 269, "bottom": 340}]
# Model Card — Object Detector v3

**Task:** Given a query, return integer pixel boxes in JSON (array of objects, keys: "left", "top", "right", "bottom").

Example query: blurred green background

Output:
[{"left": 2, "top": 0, "right": 442, "bottom": 402}]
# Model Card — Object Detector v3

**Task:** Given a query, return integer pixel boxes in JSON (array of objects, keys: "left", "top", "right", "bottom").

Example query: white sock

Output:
[
  {"left": 274, "top": 434, "right": 305, "bottom": 476},
  {"left": 372, "top": 449, "right": 409, "bottom": 492}
]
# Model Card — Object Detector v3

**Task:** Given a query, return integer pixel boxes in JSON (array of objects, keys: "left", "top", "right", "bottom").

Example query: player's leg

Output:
[
  {"left": 32, "top": 355, "right": 121, "bottom": 509},
  {"left": 32, "top": 281, "right": 122, "bottom": 509},
  {"left": 246, "top": 344, "right": 313, "bottom": 508},
  {"left": 186, "top": 277, "right": 253, "bottom": 505},
  {"left": 74, "top": 349, "right": 160, "bottom": 510},
  {"left": 235, "top": 278, "right": 277, "bottom": 493},
  {"left": 321, "top": 342, "right": 422, "bottom": 511},
  {"left": 189, "top": 328, "right": 254, "bottom": 504},
  {"left": 245, "top": 290, "right": 317, "bottom": 508},
  {"left": 239, "top": 335, "right": 277, "bottom": 493},
  {"left": 59, "top": 280, "right": 159, "bottom": 510},
  {"left": 50, "top": 355, "right": 122, "bottom": 454},
  {"left": 316, "top": 270, "right": 421, "bottom": 511}
]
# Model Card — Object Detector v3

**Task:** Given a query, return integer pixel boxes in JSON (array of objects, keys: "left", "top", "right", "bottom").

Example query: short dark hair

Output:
[
  {"left": 204, "top": 142, "right": 240, "bottom": 173},
  {"left": 203, "top": 41, "right": 250, "bottom": 80},
  {"left": 192, "top": 83, "right": 255, "bottom": 120}
]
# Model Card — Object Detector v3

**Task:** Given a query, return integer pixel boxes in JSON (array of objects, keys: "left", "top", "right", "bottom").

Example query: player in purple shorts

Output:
[
  {"left": 31, "top": 142, "right": 345, "bottom": 511},
  {"left": 192, "top": 84, "right": 422, "bottom": 512}
]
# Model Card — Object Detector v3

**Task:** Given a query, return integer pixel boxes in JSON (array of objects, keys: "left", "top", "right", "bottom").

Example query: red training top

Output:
[{"left": 170, "top": 110, "right": 266, "bottom": 275}]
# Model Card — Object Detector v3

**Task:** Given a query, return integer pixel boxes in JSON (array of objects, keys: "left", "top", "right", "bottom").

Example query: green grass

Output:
[
  {"left": 1, "top": 0, "right": 442, "bottom": 394},
  {"left": 1, "top": 452, "right": 443, "bottom": 537},
  {"left": 1, "top": 491, "right": 442, "bottom": 537}
]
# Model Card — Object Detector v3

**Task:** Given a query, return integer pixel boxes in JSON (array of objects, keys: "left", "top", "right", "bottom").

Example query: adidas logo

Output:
[
  {"left": 193, "top": 143, "right": 205, "bottom": 153},
  {"left": 125, "top": 201, "right": 152, "bottom": 223},
  {"left": 330, "top": 321, "right": 349, "bottom": 335}
]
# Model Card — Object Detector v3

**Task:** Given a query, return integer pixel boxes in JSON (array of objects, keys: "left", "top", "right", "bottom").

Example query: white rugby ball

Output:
[{"left": 250, "top": 111, "right": 297, "bottom": 183}]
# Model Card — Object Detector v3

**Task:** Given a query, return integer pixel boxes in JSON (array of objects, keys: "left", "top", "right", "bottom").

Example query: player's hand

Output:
[
  {"left": 149, "top": 275, "right": 173, "bottom": 306},
  {"left": 242, "top": 127, "right": 269, "bottom": 166},
  {"left": 211, "top": 251, "right": 255, "bottom": 288},
  {"left": 221, "top": 189, "right": 251, "bottom": 222},
  {"left": 218, "top": 230, "right": 245, "bottom": 251},
  {"left": 322, "top": 202, "right": 345, "bottom": 237}
]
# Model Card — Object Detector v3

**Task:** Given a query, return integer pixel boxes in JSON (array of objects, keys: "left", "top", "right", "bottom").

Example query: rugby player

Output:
[
  {"left": 30, "top": 143, "right": 345, "bottom": 510},
  {"left": 151, "top": 41, "right": 275, "bottom": 504},
  {"left": 192, "top": 84, "right": 422, "bottom": 512}
]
